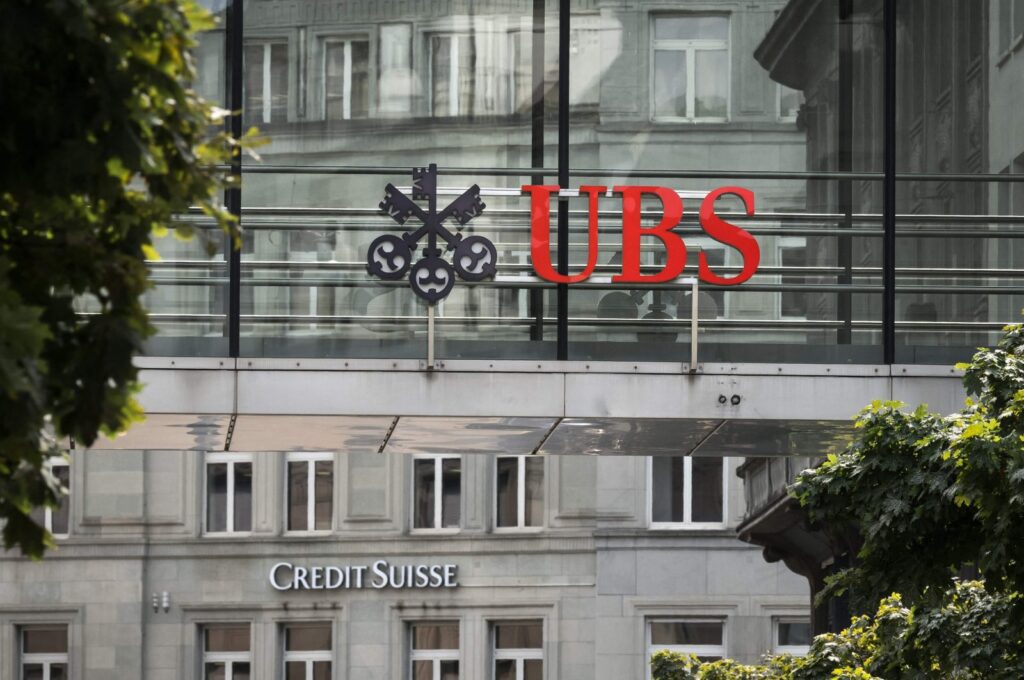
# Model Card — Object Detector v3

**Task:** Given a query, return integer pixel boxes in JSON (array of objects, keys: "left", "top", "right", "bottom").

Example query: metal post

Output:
[
  {"left": 556, "top": 0, "right": 570, "bottom": 360},
  {"left": 529, "top": 0, "right": 546, "bottom": 342},
  {"left": 882, "top": 0, "right": 897, "bottom": 364},
  {"left": 690, "top": 278, "right": 699, "bottom": 373},
  {"left": 226, "top": 0, "right": 243, "bottom": 358},
  {"left": 427, "top": 306, "right": 436, "bottom": 370}
]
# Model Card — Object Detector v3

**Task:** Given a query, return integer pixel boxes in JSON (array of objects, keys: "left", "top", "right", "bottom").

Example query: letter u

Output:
[{"left": 522, "top": 185, "right": 605, "bottom": 284}]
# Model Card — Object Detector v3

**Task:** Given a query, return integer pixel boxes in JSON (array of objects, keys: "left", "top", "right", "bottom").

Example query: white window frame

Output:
[
  {"left": 494, "top": 455, "right": 544, "bottom": 531},
  {"left": 650, "top": 15, "right": 730, "bottom": 123},
  {"left": 777, "top": 84, "right": 802, "bottom": 122},
  {"left": 246, "top": 40, "right": 288, "bottom": 124},
  {"left": 20, "top": 626, "right": 69, "bottom": 680},
  {"left": 491, "top": 621, "right": 543, "bottom": 680},
  {"left": 773, "top": 617, "right": 811, "bottom": 656},
  {"left": 646, "top": 618, "right": 726, "bottom": 671},
  {"left": 411, "top": 455, "right": 462, "bottom": 533},
  {"left": 38, "top": 457, "right": 70, "bottom": 539},
  {"left": 321, "top": 37, "right": 369, "bottom": 120},
  {"left": 647, "top": 456, "right": 728, "bottom": 530},
  {"left": 285, "top": 452, "right": 335, "bottom": 534},
  {"left": 204, "top": 453, "right": 253, "bottom": 536},
  {"left": 409, "top": 622, "right": 460, "bottom": 680},
  {"left": 282, "top": 622, "right": 333, "bottom": 680},
  {"left": 428, "top": 33, "right": 469, "bottom": 117}
]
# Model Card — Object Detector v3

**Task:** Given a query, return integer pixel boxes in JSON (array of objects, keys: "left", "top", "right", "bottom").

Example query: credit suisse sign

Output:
[
  {"left": 270, "top": 560, "right": 458, "bottom": 591},
  {"left": 366, "top": 165, "right": 760, "bottom": 302}
]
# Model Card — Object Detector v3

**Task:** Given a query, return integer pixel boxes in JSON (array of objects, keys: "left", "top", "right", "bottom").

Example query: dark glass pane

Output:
[
  {"left": 324, "top": 42, "right": 346, "bottom": 120},
  {"left": 524, "top": 457, "right": 544, "bottom": 527},
  {"left": 691, "top": 458, "right": 724, "bottom": 523},
  {"left": 651, "top": 457, "right": 684, "bottom": 523},
  {"left": 233, "top": 462, "right": 253, "bottom": 532},
  {"left": 22, "top": 665, "right": 43, "bottom": 680},
  {"left": 204, "top": 662, "right": 226, "bottom": 680},
  {"left": 205, "top": 624, "right": 250, "bottom": 652},
  {"left": 654, "top": 15, "right": 728, "bottom": 41},
  {"left": 495, "top": 659, "right": 515, "bottom": 680},
  {"left": 650, "top": 621, "right": 722, "bottom": 646},
  {"left": 50, "top": 664, "right": 67, "bottom": 680},
  {"left": 51, "top": 464, "right": 70, "bottom": 535},
  {"left": 23, "top": 626, "right": 68, "bottom": 653},
  {"left": 313, "top": 660, "right": 331, "bottom": 680},
  {"left": 653, "top": 50, "right": 687, "bottom": 118},
  {"left": 286, "top": 623, "right": 332, "bottom": 651},
  {"left": 441, "top": 458, "right": 461, "bottom": 528},
  {"left": 495, "top": 621, "right": 543, "bottom": 649},
  {"left": 232, "top": 661, "right": 251, "bottom": 680},
  {"left": 778, "top": 620, "right": 812, "bottom": 647},
  {"left": 243, "top": 44, "right": 264, "bottom": 123},
  {"left": 412, "top": 660, "right": 433, "bottom": 680},
  {"left": 495, "top": 457, "right": 518, "bottom": 528},
  {"left": 431, "top": 35, "right": 452, "bottom": 116},
  {"left": 413, "top": 459, "right": 435, "bottom": 529},
  {"left": 285, "top": 661, "right": 304, "bottom": 680},
  {"left": 440, "top": 659, "right": 460, "bottom": 680},
  {"left": 269, "top": 44, "right": 289, "bottom": 121},
  {"left": 314, "top": 460, "right": 333, "bottom": 530},
  {"left": 524, "top": 659, "right": 543, "bottom": 680},
  {"left": 288, "top": 461, "right": 308, "bottom": 532},
  {"left": 412, "top": 622, "right": 459, "bottom": 650},
  {"left": 29, "top": 505, "right": 45, "bottom": 529},
  {"left": 206, "top": 463, "right": 228, "bottom": 532},
  {"left": 350, "top": 41, "right": 370, "bottom": 118}
]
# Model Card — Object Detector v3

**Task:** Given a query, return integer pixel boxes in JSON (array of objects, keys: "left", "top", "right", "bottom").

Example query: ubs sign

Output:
[{"left": 270, "top": 560, "right": 458, "bottom": 591}]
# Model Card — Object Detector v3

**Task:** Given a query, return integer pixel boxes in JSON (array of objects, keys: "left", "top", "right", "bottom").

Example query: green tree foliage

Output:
[{"left": 0, "top": 0, "right": 245, "bottom": 556}]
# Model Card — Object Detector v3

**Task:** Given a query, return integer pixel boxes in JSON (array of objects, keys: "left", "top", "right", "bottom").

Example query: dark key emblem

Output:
[{"left": 366, "top": 164, "right": 495, "bottom": 304}]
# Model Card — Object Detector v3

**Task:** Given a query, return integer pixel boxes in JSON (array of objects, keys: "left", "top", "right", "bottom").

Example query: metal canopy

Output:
[{"left": 81, "top": 414, "right": 853, "bottom": 458}]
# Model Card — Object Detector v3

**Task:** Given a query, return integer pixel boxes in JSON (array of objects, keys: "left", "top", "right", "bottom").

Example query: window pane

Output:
[
  {"left": 269, "top": 44, "right": 289, "bottom": 121},
  {"left": 441, "top": 458, "right": 461, "bottom": 528},
  {"left": 285, "top": 661, "right": 304, "bottom": 680},
  {"left": 778, "top": 620, "right": 812, "bottom": 647},
  {"left": 524, "top": 659, "right": 543, "bottom": 680},
  {"left": 440, "top": 659, "right": 460, "bottom": 680},
  {"left": 22, "top": 665, "right": 43, "bottom": 680},
  {"left": 205, "top": 662, "right": 226, "bottom": 680},
  {"left": 495, "top": 659, "right": 515, "bottom": 680},
  {"left": 412, "top": 622, "right": 459, "bottom": 650},
  {"left": 650, "top": 621, "right": 722, "bottom": 646},
  {"left": 495, "top": 457, "right": 518, "bottom": 528},
  {"left": 314, "top": 460, "right": 333, "bottom": 530},
  {"left": 524, "top": 457, "right": 544, "bottom": 527},
  {"left": 413, "top": 459, "right": 435, "bottom": 529},
  {"left": 651, "top": 457, "right": 684, "bottom": 523},
  {"left": 313, "top": 661, "right": 331, "bottom": 680},
  {"left": 694, "top": 50, "right": 728, "bottom": 118},
  {"left": 288, "top": 461, "right": 308, "bottom": 531},
  {"left": 655, "top": 16, "right": 728, "bottom": 41},
  {"left": 495, "top": 621, "right": 543, "bottom": 649},
  {"left": 206, "top": 463, "right": 228, "bottom": 532},
  {"left": 23, "top": 626, "right": 68, "bottom": 653},
  {"left": 286, "top": 623, "right": 332, "bottom": 651},
  {"left": 233, "top": 462, "right": 253, "bottom": 532},
  {"left": 52, "top": 464, "right": 70, "bottom": 535},
  {"left": 324, "top": 43, "right": 345, "bottom": 120},
  {"left": 50, "top": 665, "right": 67, "bottom": 680},
  {"left": 456, "top": 35, "right": 475, "bottom": 115},
  {"left": 205, "top": 624, "right": 250, "bottom": 652},
  {"left": 232, "top": 661, "right": 251, "bottom": 680},
  {"left": 351, "top": 41, "right": 370, "bottom": 118},
  {"left": 243, "top": 44, "right": 264, "bottom": 122},
  {"left": 691, "top": 458, "right": 723, "bottom": 523},
  {"left": 1017, "top": 0, "right": 1024, "bottom": 41},
  {"left": 779, "top": 86, "right": 802, "bottom": 120},
  {"left": 431, "top": 36, "right": 452, "bottom": 116},
  {"left": 653, "top": 50, "right": 687, "bottom": 118},
  {"left": 412, "top": 660, "right": 433, "bottom": 680}
]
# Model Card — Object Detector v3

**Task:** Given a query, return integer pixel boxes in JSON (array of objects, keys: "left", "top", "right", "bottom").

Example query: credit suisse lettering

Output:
[
  {"left": 270, "top": 561, "right": 458, "bottom": 591},
  {"left": 522, "top": 185, "right": 760, "bottom": 286}
]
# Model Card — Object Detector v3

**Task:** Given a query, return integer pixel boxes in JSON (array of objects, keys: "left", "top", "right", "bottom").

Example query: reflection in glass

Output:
[
  {"left": 288, "top": 461, "right": 308, "bottom": 531},
  {"left": 692, "top": 458, "right": 724, "bottom": 523},
  {"left": 324, "top": 39, "right": 370, "bottom": 120},
  {"left": 244, "top": 42, "right": 288, "bottom": 124},
  {"left": 524, "top": 457, "right": 544, "bottom": 527},
  {"left": 234, "top": 462, "right": 253, "bottom": 532},
  {"left": 694, "top": 50, "right": 728, "bottom": 118},
  {"left": 653, "top": 51, "right": 687, "bottom": 119},
  {"left": 206, "top": 463, "right": 228, "bottom": 532},
  {"left": 413, "top": 459, "right": 435, "bottom": 529},
  {"left": 441, "top": 458, "right": 461, "bottom": 528},
  {"left": 651, "top": 457, "right": 685, "bottom": 523}
]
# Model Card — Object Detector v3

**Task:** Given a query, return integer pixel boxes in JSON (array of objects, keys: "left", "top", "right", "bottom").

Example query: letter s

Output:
[
  {"left": 371, "top": 560, "right": 388, "bottom": 589},
  {"left": 698, "top": 187, "right": 760, "bottom": 285}
]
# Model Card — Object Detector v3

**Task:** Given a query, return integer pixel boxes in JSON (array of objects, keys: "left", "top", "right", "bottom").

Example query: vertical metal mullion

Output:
[
  {"left": 882, "top": 0, "right": 897, "bottom": 364},
  {"left": 307, "top": 460, "right": 315, "bottom": 531},
  {"left": 518, "top": 456, "right": 527, "bottom": 528},
  {"left": 226, "top": 0, "right": 243, "bottom": 358},
  {"left": 434, "top": 458, "right": 443, "bottom": 529},
  {"left": 556, "top": 0, "right": 570, "bottom": 360},
  {"left": 529, "top": 0, "right": 546, "bottom": 342},
  {"left": 227, "top": 461, "right": 235, "bottom": 533},
  {"left": 343, "top": 41, "right": 353, "bottom": 120},
  {"left": 683, "top": 457, "right": 692, "bottom": 524}
]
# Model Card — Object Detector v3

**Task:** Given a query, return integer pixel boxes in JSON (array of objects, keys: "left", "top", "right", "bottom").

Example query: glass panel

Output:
[
  {"left": 694, "top": 50, "right": 728, "bottom": 118},
  {"left": 495, "top": 457, "right": 518, "bottom": 528},
  {"left": 324, "top": 43, "right": 346, "bottom": 120},
  {"left": 50, "top": 665, "right": 67, "bottom": 680},
  {"left": 312, "top": 661, "right": 331, "bottom": 680},
  {"left": 350, "top": 41, "right": 370, "bottom": 118},
  {"left": 778, "top": 620, "right": 812, "bottom": 647},
  {"left": 441, "top": 458, "right": 461, "bottom": 528},
  {"left": 495, "top": 621, "right": 543, "bottom": 649},
  {"left": 269, "top": 44, "right": 289, "bottom": 122},
  {"left": 205, "top": 624, "right": 250, "bottom": 652},
  {"left": 22, "top": 664, "right": 43, "bottom": 680},
  {"left": 412, "top": 660, "right": 433, "bottom": 680},
  {"left": 494, "top": 659, "right": 515, "bottom": 680},
  {"left": 285, "top": 661, "right": 304, "bottom": 680},
  {"left": 523, "top": 659, "right": 543, "bottom": 680},
  {"left": 412, "top": 622, "right": 459, "bottom": 650},
  {"left": 233, "top": 462, "right": 253, "bottom": 532},
  {"left": 651, "top": 457, "right": 684, "bottom": 523},
  {"left": 653, "top": 50, "right": 687, "bottom": 119},
  {"left": 314, "top": 461, "right": 333, "bottom": 530},
  {"left": 232, "top": 661, "right": 251, "bottom": 680},
  {"left": 51, "top": 464, "right": 70, "bottom": 535},
  {"left": 413, "top": 459, "right": 435, "bottom": 529},
  {"left": 691, "top": 457, "right": 724, "bottom": 523},
  {"left": 440, "top": 660, "right": 460, "bottom": 680},
  {"left": 654, "top": 15, "right": 729, "bottom": 41},
  {"left": 23, "top": 626, "right": 68, "bottom": 653},
  {"left": 204, "top": 662, "right": 226, "bottom": 680},
  {"left": 524, "top": 457, "right": 544, "bottom": 527},
  {"left": 288, "top": 461, "right": 308, "bottom": 531},
  {"left": 286, "top": 623, "right": 332, "bottom": 651},
  {"left": 206, "top": 463, "right": 228, "bottom": 532},
  {"left": 243, "top": 43, "right": 264, "bottom": 122},
  {"left": 650, "top": 621, "right": 723, "bottom": 646}
]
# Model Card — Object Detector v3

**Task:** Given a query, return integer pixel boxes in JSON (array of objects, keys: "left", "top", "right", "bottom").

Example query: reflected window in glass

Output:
[
  {"left": 323, "top": 38, "right": 370, "bottom": 120},
  {"left": 651, "top": 15, "right": 729, "bottom": 121},
  {"left": 244, "top": 41, "right": 288, "bottom": 124}
]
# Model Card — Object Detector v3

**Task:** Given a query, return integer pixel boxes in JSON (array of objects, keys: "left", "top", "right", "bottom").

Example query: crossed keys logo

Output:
[{"left": 366, "top": 164, "right": 497, "bottom": 304}]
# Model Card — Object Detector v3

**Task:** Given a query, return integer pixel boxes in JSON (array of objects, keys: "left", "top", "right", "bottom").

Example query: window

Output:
[
  {"left": 495, "top": 456, "right": 543, "bottom": 529},
  {"left": 410, "top": 622, "right": 459, "bottom": 680},
  {"left": 21, "top": 626, "right": 68, "bottom": 680},
  {"left": 999, "top": 0, "right": 1024, "bottom": 54},
  {"left": 647, "top": 619, "right": 724, "bottom": 663},
  {"left": 206, "top": 453, "right": 253, "bottom": 534},
  {"left": 202, "top": 624, "right": 251, "bottom": 680},
  {"left": 413, "top": 456, "right": 461, "bottom": 530},
  {"left": 779, "top": 237, "right": 809, "bottom": 318},
  {"left": 508, "top": 31, "right": 532, "bottom": 115},
  {"left": 283, "top": 623, "right": 332, "bottom": 680},
  {"left": 430, "top": 34, "right": 475, "bottom": 116},
  {"left": 323, "top": 38, "right": 370, "bottom": 120},
  {"left": 492, "top": 621, "right": 543, "bottom": 680},
  {"left": 778, "top": 85, "right": 802, "bottom": 122},
  {"left": 651, "top": 15, "right": 729, "bottom": 121},
  {"left": 650, "top": 456, "right": 726, "bottom": 527},
  {"left": 774, "top": 617, "right": 811, "bottom": 656},
  {"left": 244, "top": 41, "right": 288, "bottom": 123},
  {"left": 30, "top": 458, "right": 69, "bottom": 538},
  {"left": 287, "top": 452, "right": 334, "bottom": 532}
]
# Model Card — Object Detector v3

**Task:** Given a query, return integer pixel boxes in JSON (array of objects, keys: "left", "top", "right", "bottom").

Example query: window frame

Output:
[
  {"left": 285, "top": 451, "right": 335, "bottom": 535},
  {"left": 777, "top": 84, "right": 802, "bottom": 123},
  {"left": 204, "top": 452, "right": 254, "bottom": 536},
  {"left": 281, "top": 621, "right": 333, "bottom": 680},
  {"left": 427, "top": 32, "right": 473, "bottom": 117},
  {"left": 645, "top": 617, "right": 726, "bottom": 670},
  {"left": 20, "top": 625, "right": 69, "bottom": 680},
  {"left": 773, "top": 616, "right": 812, "bottom": 656},
  {"left": 320, "top": 35, "right": 371, "bottom": 121},
  {"left": 201, "top": 622, "right": 252, "bottom": 680},
  {"left": 408, "top": 621, "right": 461, "bottom": 680},
  {"left": 494, "top": 455, "right": 544, "bottom": 532},
  {"left": 647, "top": 456, "right": 728, "bottom": 530},
  {"left": 649, "top": 14, "right": 730, "bottom": 123},
  {"left": 491, "top": 620, "right": 544, "bottom": 680},
  {"left": 411, "top": 454, "right": 462, "bottom": 533},
  {"left": 244, "top": 39, "right": 290, "bottom": 124},
  {"left": 33, "top": 457, "right": 70, "bottom": 539}
]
